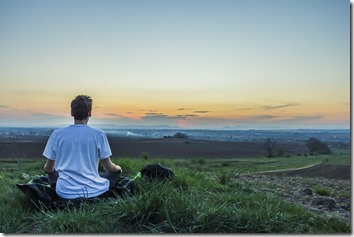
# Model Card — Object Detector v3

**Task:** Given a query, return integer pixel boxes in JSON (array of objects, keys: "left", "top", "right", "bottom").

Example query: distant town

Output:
[{"left": 0, "top": 126, "right": 350, "bottom": 147}]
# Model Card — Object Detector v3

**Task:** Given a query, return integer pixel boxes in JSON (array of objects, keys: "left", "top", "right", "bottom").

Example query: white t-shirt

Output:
[{"left": 43, "top": 124, "right": 112, "bottom": 199}]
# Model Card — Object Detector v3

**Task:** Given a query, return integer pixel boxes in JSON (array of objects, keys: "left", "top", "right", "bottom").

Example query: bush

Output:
[
  {"left": 313, "top": 186, "right": 332, "bottom": 196},
  {"left": 222, "top": 161, "right": 230, "bottom": 167},
  {"left": 305, "top": 138, "right": 331, "bottom": 155},
  {"left": 219, "top": 171, "right": 232, "bottom": 185},
  {"left": 172, "top": 132, "right": 189, "bottom": 139},
  {"left": 197, "top": 159, "right": 205, "bottom": 165},
  {"left": 141, "top": 152, "right": 150, "bottom": 160}
]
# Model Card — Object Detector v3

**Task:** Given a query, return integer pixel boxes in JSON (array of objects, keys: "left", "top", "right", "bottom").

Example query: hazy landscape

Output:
[{"left": 0, "top": 126, "right": 350, "bottom": 159}]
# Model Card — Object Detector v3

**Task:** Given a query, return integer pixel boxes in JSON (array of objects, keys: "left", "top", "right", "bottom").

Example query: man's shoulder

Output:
[
  {"left": 87, "top": 125, "right": 106, "bottom": 134},
  {"left": 53, "top": 125, "right": 106, "bottom": 136},
  {"left": 51, "top": 126, "right": 66, "bottom": 134}
]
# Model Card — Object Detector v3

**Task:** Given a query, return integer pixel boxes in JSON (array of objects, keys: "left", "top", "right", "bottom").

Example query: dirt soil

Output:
[
  {"left": 0, "top": 136, "right": 310, "bottom": 159},
  {"left": 236, "top": 172, "right": 351, "bottom": 224},
  {"left": 107, "top": 137, "right": 309, "bottom": 159},
  {"left": 239, "top": 163, "right": 351, "bottom": 224},
  {"left": 261, "top": 164, "right": 351, "bottom": 180}
]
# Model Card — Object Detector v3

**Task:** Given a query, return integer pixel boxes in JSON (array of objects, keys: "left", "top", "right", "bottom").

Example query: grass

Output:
[
  {"left": 200, "top": 152, "right": 350, "bottom": 174},
  {"left": 0, "top": 154, "right": 350, "bottom": 233},
  {"left": 313, "top": 186, "right": 332, "bottom": 197},
  {"left": 184, "top": 155, "right": 326, "bottom": 174},
  {"left": 324, "top": 153, "right": 351, "bottom": 166}
]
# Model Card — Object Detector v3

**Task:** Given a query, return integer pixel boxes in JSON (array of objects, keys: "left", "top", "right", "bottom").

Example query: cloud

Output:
[
  {"left": 182, "top": 114, "right": 198, "bottom": 117},
  {"left": 278, "top": 115, "right": 324, "bottom": 122},
  {"left": 235, "top": 103, "right": 300, "bottom": 111},
  {"left": 250, "top": 115, "right": 278, "bottom": 121},
  {"left": 177, "top": 108, "right": 193, "bottom": 111},
  {"left": 239, "top": 114, "right": 323, "bottom": 123},
  {"left": 261, "top": 103, "right": 300, "bottom": 110},
  {"left": 106, "top": 113, "right": 120, "bottom": 116},
  {"left": 0, "top": 105, "right": 10, "bottom": 108},
  {"left": 140, "top": 112, "right": 202, "bottom": 126},
  {"left": 144, "top": 112, "right": 165, "bottom": 116},
  {"left": 143, "top": 114, "right": 168, "bottom": 119},
  {"left": 105, "top": 113, "right": 134, "bottom": 119},
  {"left": 194, "top": 110, "right": 209, "bottom": 113}
]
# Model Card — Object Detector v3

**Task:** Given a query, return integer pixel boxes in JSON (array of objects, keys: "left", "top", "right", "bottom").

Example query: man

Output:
[{"left": 43, "top": 95, "right": 122, "bottom": 199}]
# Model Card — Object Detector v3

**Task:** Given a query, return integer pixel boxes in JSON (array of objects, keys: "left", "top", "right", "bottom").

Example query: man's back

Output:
[{"left": 43, "top": 124, "right": 112, "bottom": 199}]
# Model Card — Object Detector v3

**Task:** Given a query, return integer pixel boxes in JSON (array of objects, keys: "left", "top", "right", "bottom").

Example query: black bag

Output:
[
  {"left": 16, "top": 176, "right": 60, "bottom": 208},
  {"left": 140, "top": 164, "right": 174, "bottom": 181},
  {"left": 110, "top": 176, "right": 136, "bottom": 197}
]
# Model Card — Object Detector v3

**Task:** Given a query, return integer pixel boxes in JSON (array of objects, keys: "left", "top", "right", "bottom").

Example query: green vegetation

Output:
[
  {"left": 313, "top": 186, "right": 332, "bottom": 197},
  {"left": 324, "top": 153, "right": 350, "bottom": 166},
  {"left": 197, "top": 155, "right": 326, "bottom": 174},
  {"left": 305, "top": 138, "right": 332, "bottom": 155},
  {"left": 0, "top": 154, "right": 350, "bottom": 234}
]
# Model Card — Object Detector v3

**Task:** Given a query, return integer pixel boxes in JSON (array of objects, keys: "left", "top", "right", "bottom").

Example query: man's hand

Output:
[
  {"left": 43, "top": 159, "right": 55, "bottom": 173},
  {"left": 115, "top": 165, "right": 122, "bottom": 173},
  {"left": 101, "top": 157, "right": 122, "bottom": 173}
]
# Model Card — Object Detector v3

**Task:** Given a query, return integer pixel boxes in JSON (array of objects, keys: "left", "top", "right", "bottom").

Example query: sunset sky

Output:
[{"left": 0, "top": 0, "right": 350, "bottom": 129}]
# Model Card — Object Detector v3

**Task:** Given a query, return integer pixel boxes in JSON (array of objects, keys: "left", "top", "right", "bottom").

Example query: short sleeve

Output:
[
  {"left": 98, "top": 132, "right": 112, "bottom": 159},
  {"left": 43, "top": 132, "right": 57, "bottom": 160}
]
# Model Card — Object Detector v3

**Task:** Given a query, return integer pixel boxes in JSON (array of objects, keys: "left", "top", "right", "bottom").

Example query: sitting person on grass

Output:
[{"left": 42, "top": 95, "right": 122, "bottom": 200}]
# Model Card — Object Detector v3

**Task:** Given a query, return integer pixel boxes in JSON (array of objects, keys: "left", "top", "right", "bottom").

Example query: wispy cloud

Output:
[
  {"left": 241, "top": 114, "right": 322, "bottom": 123},
  {"left": 250, "top": 115, "right": 278, "bottom": 120},
  {"left": 177, "top": 108, "right": 193, "bottom": 111},
  {"left": 182, "top": 114, "right": 198, "bottom": 117},
  {"left": 278, "top": 115, "right": 323, "bottom": 122},
  {"left": 0, "top": 105, "right": 10, "bottom": 108},
  {"left": 236, "top": 102, "right": 300, "bottom": 111},
  {"left": 145, "top": 112, "right": 165, "bottom": 116},
  {"left": 105, "top": 113, "right": 135, "bottom": 120},
  {"left": 194, "top": 110, "right": 209, "bottom": 114},
  {"left": 261, "top": 103, "right": 300, "bottom": 110}
]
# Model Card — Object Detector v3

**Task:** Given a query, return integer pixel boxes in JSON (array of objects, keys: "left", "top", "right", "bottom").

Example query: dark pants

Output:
[{"left": 47, "top": 170, "right": 122, "bottom": 198}]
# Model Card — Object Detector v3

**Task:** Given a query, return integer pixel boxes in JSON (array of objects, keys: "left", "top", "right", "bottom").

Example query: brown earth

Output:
[
  {"left": 0, "top": 136, "right": 349, "bottom": 180},
  {"left": 261, "top": 164, "right": 351, "bottom": 180},
  {"left": 107, "top": 137, "right": 309, "bottom": 159},
  {"left": 0, "top": 136, "right": 310, "bottom": 159},
  {"left": 235, "top": 174, "right": 351, "bottom": 223}
]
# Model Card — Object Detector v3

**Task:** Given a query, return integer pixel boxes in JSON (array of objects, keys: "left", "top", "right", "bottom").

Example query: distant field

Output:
[
  {"left": 195, "top": 155, "right": 326, "bottom": 174},
  {"left": 2, "top": 152, "right": 349, "bottom": 180},
  {"left": 0, "top": 137, "right": 311, "bottom": 159}
]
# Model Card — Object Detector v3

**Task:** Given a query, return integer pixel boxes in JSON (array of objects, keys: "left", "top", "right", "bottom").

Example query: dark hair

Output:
[{"left": 71, "top": 95, "right": 92, "bottom": 120}]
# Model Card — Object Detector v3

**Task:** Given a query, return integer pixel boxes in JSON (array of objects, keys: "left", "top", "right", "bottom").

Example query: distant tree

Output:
[
  {"left": 264, "top": 138, "right": 277, "bottom": 158},
  {"left": 172, "top": 132, "right": 189, "bottom": 139},
  {"left": 305, "top": 137, "right": 331, "bottom": 155}
]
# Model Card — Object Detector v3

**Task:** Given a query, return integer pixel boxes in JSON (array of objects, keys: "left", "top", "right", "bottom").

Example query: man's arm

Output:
[
  {"left": 100, "top": 157, "right": 122, "bottom": 173},
  {"left": 43, "top": 159, "right": 55, "bottom": 173}
]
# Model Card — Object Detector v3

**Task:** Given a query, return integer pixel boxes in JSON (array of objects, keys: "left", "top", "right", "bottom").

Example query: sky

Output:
[{"left": 0, "top": 0, "right": 350, "bottom": 129}]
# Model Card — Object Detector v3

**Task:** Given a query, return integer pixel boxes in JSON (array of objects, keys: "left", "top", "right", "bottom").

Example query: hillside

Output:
[{"left": 0, "top": 154, "right": 350, "bottom": 233}]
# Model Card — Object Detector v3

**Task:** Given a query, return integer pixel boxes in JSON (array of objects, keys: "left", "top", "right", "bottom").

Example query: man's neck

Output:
[{"left": 74, "top": 118, "right": 88, "bottom": 125}]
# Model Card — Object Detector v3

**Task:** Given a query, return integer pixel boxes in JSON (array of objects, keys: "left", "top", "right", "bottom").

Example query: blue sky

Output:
[{"left": 0, "top": 0, "right": 350, "bottom": 129}]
